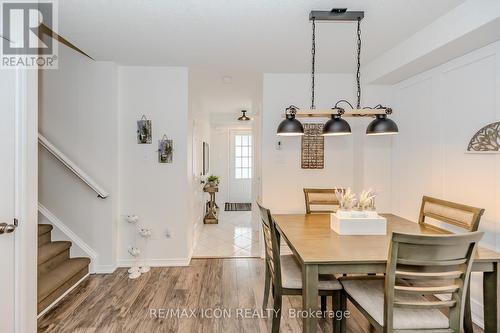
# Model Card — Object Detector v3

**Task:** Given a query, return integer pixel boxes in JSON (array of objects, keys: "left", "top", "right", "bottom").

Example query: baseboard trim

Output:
[
  {"left": 38, "top": 203, "right": 99, "bottom": 273},
  {"left": 37, "top": 273, "right": 90, "bottom": 319},
  {"left": 117, "top": 257, "right": 192, "bottom": 267},
  {"left": 93, "top": 264, "right": 117, "bottom": 274}
]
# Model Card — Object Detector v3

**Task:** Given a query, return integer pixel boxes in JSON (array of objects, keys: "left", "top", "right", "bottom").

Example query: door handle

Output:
[{"left": 0, "top": 223, "right": 16, "bottom": 234}]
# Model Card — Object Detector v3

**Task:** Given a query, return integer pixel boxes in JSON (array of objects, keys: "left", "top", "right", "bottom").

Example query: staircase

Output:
[{"left": 38, "top": 224, "right": 91, "bottom": 314}]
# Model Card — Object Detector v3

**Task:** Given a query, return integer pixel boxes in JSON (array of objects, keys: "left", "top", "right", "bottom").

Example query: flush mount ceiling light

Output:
[
  {"left": 277, "top": 8, "right": 398, "bottom": 137},
  {"left": 237, "top": 110, "right": 251, "bottom": 121}
]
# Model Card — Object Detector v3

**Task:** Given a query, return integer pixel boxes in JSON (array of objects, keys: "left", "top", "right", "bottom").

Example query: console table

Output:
[{"left": 203, "top": 185, "right": 218, "bottom": 224}]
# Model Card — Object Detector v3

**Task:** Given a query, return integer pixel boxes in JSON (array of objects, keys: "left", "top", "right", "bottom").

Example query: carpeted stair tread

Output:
[
  {"left": 38, "top": 257, "right": 90, "bottom": 302},
  {"left": 38, "top": 241, "right": 71, "bottom": 265},
  {"left": 38, "top": 224, "right": 53, "bottom": 236}
]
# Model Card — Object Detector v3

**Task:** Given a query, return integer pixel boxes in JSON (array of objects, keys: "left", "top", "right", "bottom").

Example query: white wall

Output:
[
  {"left": 261, "top": 73, "right": 393, "bottom": 213},
  {"left": 187, "top": 86, "right": 211, "bottom": 251},
  {"left": 209, "top": 126, "right": 231, "bottom": 205},
  {"left": 39, "top": 46, "right": 119, "bottom": 272},
  {"left": 390, "top": 41, "right": 500, "bottom": 326},
  {"left": 118, "top": 66, "right": 191, "bottom": 265}
]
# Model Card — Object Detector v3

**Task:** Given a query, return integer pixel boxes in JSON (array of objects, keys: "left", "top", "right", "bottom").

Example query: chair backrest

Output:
[
  {"left": 257, "top": 202, "right": 282, "bottom": 290},
  {"left": 384, "top": 231, "right": 483, "bottom": 332},
  {"left": 418, "top": 196, "right": 485, "bottom": 232},
  {"left": 303, "top": 188, "right": 343, "bottom": 214}
]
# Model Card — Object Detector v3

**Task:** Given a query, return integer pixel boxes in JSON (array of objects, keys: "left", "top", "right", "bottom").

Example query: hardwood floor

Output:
[{"left": 38, "top": 258, "right": 484, "bottom": 333}]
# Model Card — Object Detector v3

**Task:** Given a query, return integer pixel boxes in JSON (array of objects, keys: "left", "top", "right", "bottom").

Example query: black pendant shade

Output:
[
  {"left": 277, "top": 114, "right": 304, "bottom": 136},
  {"left": 366, "top": 114, "right": 399, "bottom": 136},
  {"left": 322, "top": 114, "right": 351, "bottom": 136}
]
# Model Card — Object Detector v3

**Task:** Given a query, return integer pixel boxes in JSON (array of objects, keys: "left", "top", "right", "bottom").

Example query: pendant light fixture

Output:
[
  {"left": 277, "top": 9, "right": 398, "bottom": 136},
  {"left": 366, "top": 114, "right": 399, "bottom": 135},
  {"left": 277, "top": 105, "right": 304, "bottom": 136},
  {"left": 322, "top": 113, "right": 352, "bottom": 136},
  {"left": 237, "top": 110, "right": 250, "bottom": 121}
]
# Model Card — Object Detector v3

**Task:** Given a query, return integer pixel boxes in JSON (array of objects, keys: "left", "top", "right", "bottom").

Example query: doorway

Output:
[
  {"left": 189, "top": 69, "right": 262, "bottom": 258},
  {"left": 228, "top": 130, "right": 252, "bottom": 204}
]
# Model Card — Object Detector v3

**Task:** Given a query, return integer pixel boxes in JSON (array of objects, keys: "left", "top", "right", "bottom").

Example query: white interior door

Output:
[
  {"left": 229, "top": 130, "right": 252, "bottom": 203},
  {"left": 0, "top": 69, "right": 17, "bottom": 332}
]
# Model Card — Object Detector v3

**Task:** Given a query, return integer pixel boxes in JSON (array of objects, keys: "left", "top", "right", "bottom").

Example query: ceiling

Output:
[
  {"left": 59, "top": 0, "right": 465, "bottom": 72},
  {"left": 189, "top": 69, "right": 262, "bottom": 115}
]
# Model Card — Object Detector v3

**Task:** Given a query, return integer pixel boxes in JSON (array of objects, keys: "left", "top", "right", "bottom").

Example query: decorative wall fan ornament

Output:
[{"left": 467, "top": 121, "right": 500, "bottom": 152}]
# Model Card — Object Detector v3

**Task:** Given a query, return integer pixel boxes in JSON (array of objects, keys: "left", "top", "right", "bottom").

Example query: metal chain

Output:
[
  {"left": 311, "top": 18, "right": 316, "bottom": 109},
  {"left": 356, "top": 18, "right": 361, "bottom": 109}
]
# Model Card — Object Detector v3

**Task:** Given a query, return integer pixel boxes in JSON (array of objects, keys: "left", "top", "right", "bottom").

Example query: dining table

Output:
[{"left": 272, "top": 213, "right": 500, "bottom": 333}]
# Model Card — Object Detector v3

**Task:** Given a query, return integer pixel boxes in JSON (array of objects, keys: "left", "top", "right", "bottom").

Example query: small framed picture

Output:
[
  {"left": 158, "top": 135, "right": 173, "bottom": 163},
  {"left": 137, "top": 115, "right": 152, "bottom": 144}
]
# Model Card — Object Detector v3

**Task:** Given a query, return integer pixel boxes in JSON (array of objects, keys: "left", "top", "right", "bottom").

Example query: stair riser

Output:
[
  {"left": 38, "top": 232, "right": 51, "bottom": 247},
  {"left": 38, "top": 266, "right": 89, "bottom": 314},
  {"left": 38, "top": 249, "right": 70, "bottom": 276}
]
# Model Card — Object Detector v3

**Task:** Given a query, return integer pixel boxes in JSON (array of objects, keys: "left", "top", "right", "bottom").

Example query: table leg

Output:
[
  {"left": 483, "top": 262, "right": 499, "bottom": 332},
  {"left": 302, "top": 264, "right": 319, "bottom": 333}
]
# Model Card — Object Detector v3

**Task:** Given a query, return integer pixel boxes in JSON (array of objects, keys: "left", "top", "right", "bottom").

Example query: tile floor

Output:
[{"left": 192, "top": 210, "right": 261, "bottom": 257}]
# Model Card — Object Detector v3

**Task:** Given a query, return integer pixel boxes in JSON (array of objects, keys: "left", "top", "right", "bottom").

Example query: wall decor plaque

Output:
[
  {"left": 301, "top": 123, "right": 324, "bottom": 169},
  {"left": 467, "top": 121, "right": 500, "bottom": 153},
  {"left": 158, "top": 135, "right": 173, "bottom": 163},
  {"left": 137, "top": 115, "right": 152, "bottom": 144}
]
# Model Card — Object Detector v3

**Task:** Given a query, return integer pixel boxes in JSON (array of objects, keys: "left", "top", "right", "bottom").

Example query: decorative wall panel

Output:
[{"left": 301, "top": 124, "right": 324, "bottom": 169}]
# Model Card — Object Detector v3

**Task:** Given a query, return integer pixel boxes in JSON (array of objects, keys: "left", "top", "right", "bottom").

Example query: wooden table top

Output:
[{"left": 273, "top": 213, "right": 500, "bottom": 264}]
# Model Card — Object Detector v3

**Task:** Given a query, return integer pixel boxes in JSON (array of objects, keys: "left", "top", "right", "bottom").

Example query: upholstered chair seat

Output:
[
  {"left": 280, "top": 255, "right": 342, "bottom": 290},
  {"left": 341, "top": 278, "right": 449, "bottom": 330}
]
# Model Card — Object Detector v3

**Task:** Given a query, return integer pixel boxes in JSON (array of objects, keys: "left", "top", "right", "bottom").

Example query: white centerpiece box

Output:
[{"left": 330, "top": 210, "right": 387, "bottom": 235}]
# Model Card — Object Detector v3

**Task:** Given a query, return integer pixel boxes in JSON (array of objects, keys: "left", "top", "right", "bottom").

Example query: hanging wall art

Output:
[
  {"left": 158, "top": 135, "right": 173, "bottom": 163},
  {"left": 467, "top": 121, "right": 500, "bottom": 153},
  {"left": 301, "top": 123, "right": 324, "bottom": 169},
  {"left": 137, "top": 115, "right": 152, "bottom": 144}
]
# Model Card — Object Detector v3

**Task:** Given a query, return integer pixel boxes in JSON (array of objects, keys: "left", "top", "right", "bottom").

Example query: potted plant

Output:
[{"left": 206, "top": 175, "right": 220, "bottom": 188}]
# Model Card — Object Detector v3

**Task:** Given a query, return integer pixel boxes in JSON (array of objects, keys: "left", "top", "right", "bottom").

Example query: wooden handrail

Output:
[{"left": 38, "top": 133, "right": 109, "bottom": 199}]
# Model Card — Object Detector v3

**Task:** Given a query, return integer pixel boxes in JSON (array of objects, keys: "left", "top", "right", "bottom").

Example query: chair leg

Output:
[
  {"left": 333, "top": 291, "right": 341, "bottom": 333},
  {"left": 263, "top": 263, "right": 270, "bottom": 311},
  {"left": 464, "top": 287, "right": 473, "bottom": 333},
  {"left": 340, "top": 291, "right": 347, "bottom": 333},
  {"left": 272, "top": 288, "right": 282, "bottom": 333},
  {"left": 321, "top": 295, "right": 327, "bottom": 313}
]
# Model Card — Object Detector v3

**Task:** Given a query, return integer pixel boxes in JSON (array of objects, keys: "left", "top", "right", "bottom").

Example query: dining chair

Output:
[
  {"left": 418, "top": 196, "right": 485, "bottom": 232},
  {"left": 419, "top": 195, "right": 485, "bottom": 331},
  {"left": 257, "top": 202, "right": 343, "bottom": 333},
  {"left": 303, "top": 188, "right": 344, "bottom": 214},
  {"left": 340, "top": 231, "right": 483, "bottom": 332}
]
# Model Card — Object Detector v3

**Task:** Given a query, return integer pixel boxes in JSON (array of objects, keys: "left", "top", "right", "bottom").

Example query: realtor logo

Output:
[{"left": 1, "top": 0, "right": 58, "bottom": 68}]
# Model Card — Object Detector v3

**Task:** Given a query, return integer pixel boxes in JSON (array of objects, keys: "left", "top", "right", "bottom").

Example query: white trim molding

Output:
[
  {"left": 38, "top": 203, "right": 99, "bottom": 273},
  {"left": 117, "top": 257, "right": 192, "bottom": 267}
]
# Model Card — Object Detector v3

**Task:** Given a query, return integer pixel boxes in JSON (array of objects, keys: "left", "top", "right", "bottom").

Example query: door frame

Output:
[
  {"left": 13, "top": 67, "right": 38, "bottom": 332},
  {"left": 227, "top": 129, "right": 253, "bottom": 203}
]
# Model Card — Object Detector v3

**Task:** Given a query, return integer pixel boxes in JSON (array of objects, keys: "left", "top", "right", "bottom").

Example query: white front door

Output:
[
  {"left": 0, "top": 69, "right": 18, "bottom": 332},
  {"left": 229, "top": 130, "right": 252, "bottom": 203}
]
